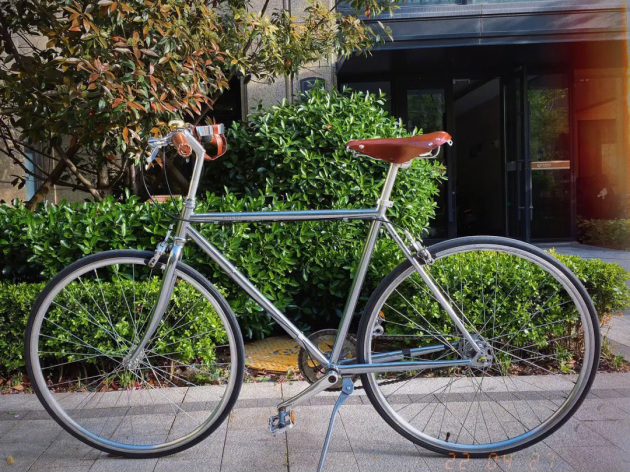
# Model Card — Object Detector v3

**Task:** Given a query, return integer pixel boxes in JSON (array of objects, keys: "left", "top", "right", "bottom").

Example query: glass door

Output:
[
  {"left": 405, "top": 86, "right": 453, "bottom": 239},
  {"left": 503, "top": 67, "right": 531, "bottom": 241},
  {"left": 527, "top": 74, "right": 572, "bottom": 240}
]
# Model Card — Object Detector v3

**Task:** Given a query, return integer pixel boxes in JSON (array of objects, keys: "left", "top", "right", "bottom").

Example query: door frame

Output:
[{"left": 396, "top": 75, "right": 457, "bottom": 240}]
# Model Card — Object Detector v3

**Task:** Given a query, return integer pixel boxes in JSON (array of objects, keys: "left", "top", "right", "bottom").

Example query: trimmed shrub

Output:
[
  {"left": 0, "top": 277, "right": 227, "bottom": 376},
  {"left": 388, "top": 250, "right": 630, "bottom": 341},
  {"left": 1, "top": 87, "right": 444, "bottom": 339},
  {"left": 552, "top": 250, "right": 630, "bottom": 316},
  {"left": 578, "top": 218, "right": 630, "bottom": 251},
  {"left": 1, "top": 248, "right": 628, "bottom": 376}
]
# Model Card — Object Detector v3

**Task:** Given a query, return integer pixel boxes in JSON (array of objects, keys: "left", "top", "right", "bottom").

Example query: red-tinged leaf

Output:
[
  {"left": 88, "top": 73, "right": 99, "bottom": 82},
  {"left": 141, "top": 49, "right": 158, "bottom": 57},
  {"left": 112, "top": 36, "right": 126, "bottom": 41},
  {"left": 87, "top": 83, "right": 97, "bottom": 90},
  {"left": 129, "top": 101, "right": 145, "bottom": 111},
  {"left": 112, "top": 96, "right": 125, "bottom": 107},
  {"left": 110, "top": 2, "right": 118, "bottom": 11},
  {"left": 122, "top": 126, "right": 129, "bottom": 144},
  {"left": 69, "top": 26, "right": 81, "bottom": 32},
  {"left": 83, "top": 19, "right": 91, "bottom": 32}
]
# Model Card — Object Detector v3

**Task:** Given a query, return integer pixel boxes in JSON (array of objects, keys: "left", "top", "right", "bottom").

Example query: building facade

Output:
[
  {"left": 3, "top": 0, "right": 628, "bottom": 246},
  {"left": 244, "top": 0, "right": 630, "bottom": 243}
]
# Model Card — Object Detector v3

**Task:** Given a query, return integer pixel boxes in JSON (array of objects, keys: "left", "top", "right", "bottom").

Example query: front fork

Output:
[
  {"left": 123, "top": 202, "right": 194, "bottom": 368},
  {"left": 123, "top": 239, "right": 185, "bottom": 368}
]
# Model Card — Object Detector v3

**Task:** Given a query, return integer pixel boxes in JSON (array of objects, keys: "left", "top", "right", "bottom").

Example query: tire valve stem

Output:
[{"left": 445, "top": 432, "right": 451, "bottom": 442}]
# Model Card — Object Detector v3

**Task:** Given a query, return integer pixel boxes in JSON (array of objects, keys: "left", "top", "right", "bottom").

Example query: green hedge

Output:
[
  {"left": 1, "top": 248, "right": 628, "bottom": 376},
  {"left": 1, "top": 87, "right": 444, "bottom": 339},
  {"left": 578, "top": 218, "right": 630, "bottom": 251},
  {"left": 384, "top": 250, "right": 630, "bottom": 370},
  {"left": 0, "top": 277, "right": 227, "bottom": 375}
]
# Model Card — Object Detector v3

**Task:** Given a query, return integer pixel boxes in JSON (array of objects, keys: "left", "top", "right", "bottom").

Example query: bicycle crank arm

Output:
[{"left": 277, "top": 370, "right": 340, "bottom": 411}]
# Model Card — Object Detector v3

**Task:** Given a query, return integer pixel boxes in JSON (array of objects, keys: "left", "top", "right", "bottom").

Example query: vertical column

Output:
[{"left": 624, "top": 1, "right": 630, "bottom": 214}]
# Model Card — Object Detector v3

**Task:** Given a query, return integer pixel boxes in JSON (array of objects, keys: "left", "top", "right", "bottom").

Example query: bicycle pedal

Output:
[{"left": 269, "top": 410, "right": 295, "bottom": 435}]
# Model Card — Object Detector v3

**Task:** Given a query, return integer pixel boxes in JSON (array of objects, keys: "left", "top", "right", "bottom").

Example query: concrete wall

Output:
[{"left": 0, "top": 141, "right": 27, "bottom": 203}]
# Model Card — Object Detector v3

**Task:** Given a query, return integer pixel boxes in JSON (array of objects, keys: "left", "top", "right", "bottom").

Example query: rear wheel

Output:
[
  {"left": 25, "top": 250, "right": 244, "bottom": 458},
  {"left": 357, "top": 236, "right": 599, "bottom": 457}
]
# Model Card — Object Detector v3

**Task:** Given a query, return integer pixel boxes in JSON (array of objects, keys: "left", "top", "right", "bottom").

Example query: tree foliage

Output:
[{"left": 0, "top": 0, "right": 393, "bottom": 206}]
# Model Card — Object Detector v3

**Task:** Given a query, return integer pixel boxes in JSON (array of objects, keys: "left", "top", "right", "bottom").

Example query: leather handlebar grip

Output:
[{"left": 171, "top": 132, "right": 192, "bottom": 158}]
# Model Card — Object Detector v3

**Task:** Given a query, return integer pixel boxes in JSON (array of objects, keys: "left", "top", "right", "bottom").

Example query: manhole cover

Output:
[{"left": 244, "top": 337, "right": 300, "bottom": 373}]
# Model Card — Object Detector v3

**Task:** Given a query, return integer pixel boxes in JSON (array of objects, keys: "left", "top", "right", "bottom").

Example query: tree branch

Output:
[
  {"left": 54, "top": 145, "right": 103, "bottom": 201},
  {"left": 0, "top": 10, "right": 36, "bottom": 75}
]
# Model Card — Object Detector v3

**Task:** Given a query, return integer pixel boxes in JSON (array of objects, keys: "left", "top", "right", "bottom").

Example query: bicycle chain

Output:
[
  {"left": 304, "top": 334, "right": 428, "bottom": 391},
  {"left": 355, "top": 335, "right": 429, "bottom": 390}
]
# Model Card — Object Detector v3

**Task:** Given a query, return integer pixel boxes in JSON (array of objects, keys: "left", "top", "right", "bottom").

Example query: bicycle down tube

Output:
[{"left": 128, "top": 130, "right": 477, "bottom": 372}]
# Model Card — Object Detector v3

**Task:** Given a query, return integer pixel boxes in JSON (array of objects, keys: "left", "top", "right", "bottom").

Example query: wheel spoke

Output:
[
  {"left": 362, "top": 244, "right": 595, "bottom": 455},
  {"left": 28, "top": 256, "right": 238, "bottom": 455}
]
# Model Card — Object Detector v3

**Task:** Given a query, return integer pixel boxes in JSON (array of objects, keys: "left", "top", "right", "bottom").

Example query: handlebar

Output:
[{"left": 146, "top": 124, "right": 227, "bottom": 168}]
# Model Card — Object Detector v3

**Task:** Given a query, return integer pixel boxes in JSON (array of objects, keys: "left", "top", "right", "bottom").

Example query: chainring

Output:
[{"left": 297, "top": 329, "right": 357, "bottom": 391}]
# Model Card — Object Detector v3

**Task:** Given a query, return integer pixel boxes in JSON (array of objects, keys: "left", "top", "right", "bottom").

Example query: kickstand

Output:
[{"left": 317, "top": 377, "right": 354, "bottom": 472}]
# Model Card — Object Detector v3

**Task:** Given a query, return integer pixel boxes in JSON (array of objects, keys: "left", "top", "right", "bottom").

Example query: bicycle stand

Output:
[{"left": 317, "top": 377, "right": 354, "bottom": 472}]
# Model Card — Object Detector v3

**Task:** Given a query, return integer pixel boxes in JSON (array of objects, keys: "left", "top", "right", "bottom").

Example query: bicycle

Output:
[{"left": 25, "top": 122, "right": 600, "bottom": 471}]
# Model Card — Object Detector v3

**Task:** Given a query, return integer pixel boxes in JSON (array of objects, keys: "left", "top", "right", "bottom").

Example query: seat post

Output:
[{"left": 377, "top": 163, "right": 401, "bottom": 217}]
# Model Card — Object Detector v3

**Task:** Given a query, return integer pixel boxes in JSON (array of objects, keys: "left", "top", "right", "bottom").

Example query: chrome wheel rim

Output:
[
  {"left": 363, "top": 244, "right": 595, "bottom": 453},
  {"left": 29, "top": 256, "right": 239, "bottom": 454}
]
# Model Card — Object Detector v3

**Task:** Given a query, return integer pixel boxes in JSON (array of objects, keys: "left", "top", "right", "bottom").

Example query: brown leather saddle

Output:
[{"left": 346, "top": 131, "right": 452, "bottom": 164}]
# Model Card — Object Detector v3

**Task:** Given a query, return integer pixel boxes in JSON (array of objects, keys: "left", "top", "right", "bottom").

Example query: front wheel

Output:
[
  {"left": 25, "top": 250, "right": 244, "bottom": 458},
  {"left": 357, "top": 236, "right": 600, "bottom": 457}
]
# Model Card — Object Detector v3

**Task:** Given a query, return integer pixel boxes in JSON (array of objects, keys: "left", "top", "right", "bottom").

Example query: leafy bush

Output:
[
  {"left": 551, "top": 250, "right": 630, "bottom": 316},
  {"left": 578, "top": 218, "right": 630, "bottom": 251},
  {"left": 382, "top": 250, "right": 630, "bottom": 373},
  {"left": 1, "top": 88, "right": 444, "bottom": 339},
  {"left": 204, "top": 87, "right": 443, "bottom": 232},
  {"left": 2, "top": 246, "right": 628, "bottom": 377},
  {"left": 0, "top": 277, "right": 227, "bottom": 376}
]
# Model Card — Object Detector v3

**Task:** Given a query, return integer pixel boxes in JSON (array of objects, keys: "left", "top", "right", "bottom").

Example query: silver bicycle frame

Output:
[{"left": 127, "top": 130, "right": 478, "bottom": 372}]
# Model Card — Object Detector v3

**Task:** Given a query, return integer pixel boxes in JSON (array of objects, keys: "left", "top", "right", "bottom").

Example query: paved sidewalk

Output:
[{"left": 2, "top": 374, "right": 630, "bottom": 472}]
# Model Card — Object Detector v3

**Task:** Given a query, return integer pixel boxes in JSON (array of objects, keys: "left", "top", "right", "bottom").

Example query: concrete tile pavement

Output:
[{"left": 1, "top": 374, "right": 630, "bottom": 472}]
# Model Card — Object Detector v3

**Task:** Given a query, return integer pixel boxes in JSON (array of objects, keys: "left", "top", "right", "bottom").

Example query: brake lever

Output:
[{"left": 145, "top": 145, "right": 161, "bottom": 170}]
